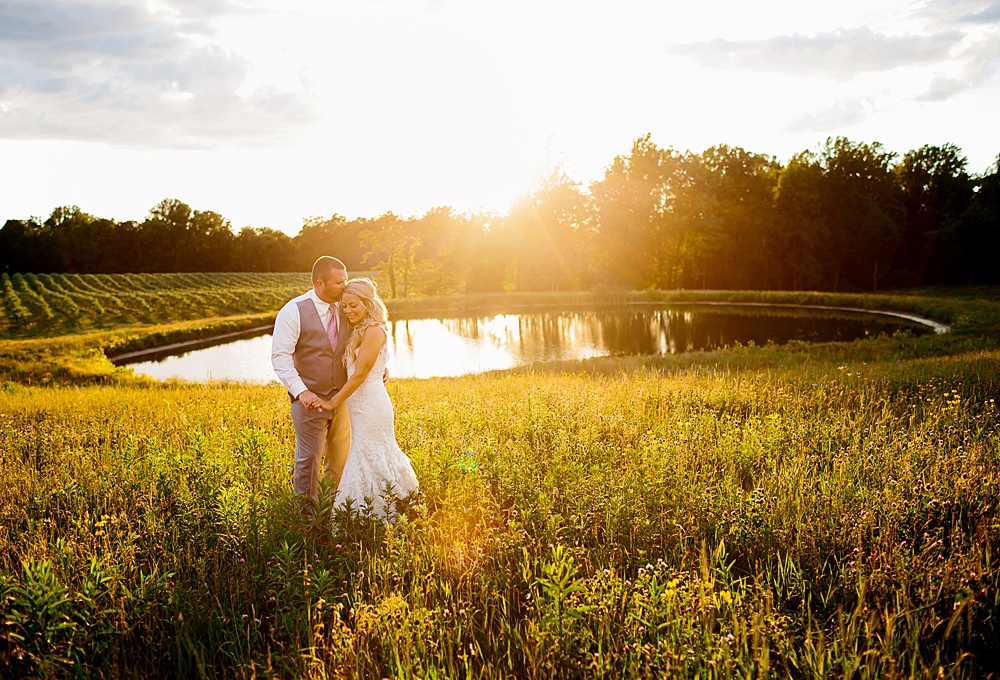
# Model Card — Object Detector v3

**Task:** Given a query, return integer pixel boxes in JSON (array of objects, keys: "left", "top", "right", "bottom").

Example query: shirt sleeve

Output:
[{"left": 271, "top": 300, "right": 308, "bottom": 398}]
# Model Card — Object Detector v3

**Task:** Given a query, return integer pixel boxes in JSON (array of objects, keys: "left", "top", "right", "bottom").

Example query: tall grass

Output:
[{"left": 2, "top": 336, "right": 999, "bottom": 677}]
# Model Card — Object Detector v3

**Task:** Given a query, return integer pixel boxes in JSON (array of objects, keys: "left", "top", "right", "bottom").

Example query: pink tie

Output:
[{"left": 327, "top": 306, "right": 339, "bottom": 350}]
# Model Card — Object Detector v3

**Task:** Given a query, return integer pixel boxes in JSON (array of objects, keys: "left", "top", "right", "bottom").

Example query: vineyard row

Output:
[{"left": 0, "top": 272, "right": 313, "bottom": 335}]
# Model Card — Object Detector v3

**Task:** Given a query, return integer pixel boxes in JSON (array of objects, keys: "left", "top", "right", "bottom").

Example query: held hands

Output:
[
  {"left": 312, "top": 397, "right": 337, "bottom": 412},
  {"left": 299, "top": 363, "right": 387, "bottom": 413},
  {"left": 297, "top": 390, "right": 323, "bottom": 410},
  {"left": 298, "top": 390, "right": 336, "bottom": 413}
]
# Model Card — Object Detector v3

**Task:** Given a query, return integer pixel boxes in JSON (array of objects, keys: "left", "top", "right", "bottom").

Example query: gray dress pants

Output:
[{"left": 291, "top": 398, "right": 351, "bottom": 499}]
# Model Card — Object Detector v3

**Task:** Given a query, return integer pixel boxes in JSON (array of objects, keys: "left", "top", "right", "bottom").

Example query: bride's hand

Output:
[{"left": 312, "top": 398, "right": 333, "bottom": 412}]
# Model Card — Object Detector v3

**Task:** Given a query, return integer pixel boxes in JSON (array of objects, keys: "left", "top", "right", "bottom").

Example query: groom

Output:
[{"left": 271, "top": 256, "right": 352, "bottom": 501}]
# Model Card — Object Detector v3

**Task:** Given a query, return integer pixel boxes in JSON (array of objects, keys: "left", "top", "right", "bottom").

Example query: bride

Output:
[{"left": 314, "top": 277, "right": 419, "bottom": 519}]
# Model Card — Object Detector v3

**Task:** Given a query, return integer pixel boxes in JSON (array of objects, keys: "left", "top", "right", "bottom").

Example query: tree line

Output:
[{"left": 2, "top": 135, "right": 997, "bottom": 295}]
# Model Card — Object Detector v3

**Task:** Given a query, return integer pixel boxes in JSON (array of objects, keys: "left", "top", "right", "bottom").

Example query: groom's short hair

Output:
[{"left": 311, "top": 256, "right": 347, "bottom": 283}]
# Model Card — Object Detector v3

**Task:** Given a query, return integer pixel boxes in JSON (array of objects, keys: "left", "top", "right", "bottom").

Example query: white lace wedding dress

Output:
[{"left": 334, "top": 341, "right": 419, "bottom": 518}]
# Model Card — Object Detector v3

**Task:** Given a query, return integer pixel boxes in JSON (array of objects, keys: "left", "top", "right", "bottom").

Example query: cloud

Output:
[
  {"left": 914, "top": 29, "right": 1000, "bottom": 100},
  {"left": 917, "top": 0, "right": 1000, "bottom": 24},
  {"left": 0, "top": 0, "right": 312, "bottom": 148},
  {"left": 785, "top": 98, "right": 874, "bottom": 134},
  {"left": 668, "top": 27, "right": 963, "bottom": 79},
  {"left": 961, "top": 2, "right": 1000, "bottom": 22},
  {"left": 917, "top": 74, "right": 969, "bottom": 100}
]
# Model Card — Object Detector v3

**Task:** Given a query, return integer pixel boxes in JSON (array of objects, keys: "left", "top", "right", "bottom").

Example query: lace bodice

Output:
[{"left": 346, "top": 342, "right": 389, "bottom": 385}]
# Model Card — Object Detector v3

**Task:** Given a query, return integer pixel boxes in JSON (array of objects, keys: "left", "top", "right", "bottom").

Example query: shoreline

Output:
[
  {"left": 108, "top": 301, "right": 949, "bottom": 364},
  {"left": 108, "top": 325, "right": 275, "bottom": 363},
  {"left": 627, "top": 301, "right": 950, "bottom": 334}
]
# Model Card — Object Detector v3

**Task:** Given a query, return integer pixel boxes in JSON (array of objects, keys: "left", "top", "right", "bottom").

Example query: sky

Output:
[{"left": 1, "top": 0, "right": 998, "bottom": 236}]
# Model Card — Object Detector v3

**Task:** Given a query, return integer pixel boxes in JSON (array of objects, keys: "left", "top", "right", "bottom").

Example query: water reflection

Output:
[
  {"left": 390, "top": 313, "right": 612, "bottom": 377},
  {"left": 121, "top": 305, "right": 929, "bottom": 382}
]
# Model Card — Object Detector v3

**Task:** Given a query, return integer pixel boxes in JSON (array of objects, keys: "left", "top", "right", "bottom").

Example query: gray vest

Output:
[{"left": 292, "top": 298, "right": 349, "bottom": 399}]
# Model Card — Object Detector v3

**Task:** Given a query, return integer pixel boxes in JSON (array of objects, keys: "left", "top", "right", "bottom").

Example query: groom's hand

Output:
[
  {"left": 383, "top": 368, "right": 389, "bottom": 385},
  {"left": 298, "top": 390, "right": 322, "bottom": 410}
]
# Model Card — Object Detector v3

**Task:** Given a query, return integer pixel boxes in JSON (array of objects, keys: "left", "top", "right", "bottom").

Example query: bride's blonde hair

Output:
[{"left": 342, "top": 277, "right": 389, "bottom": 363}]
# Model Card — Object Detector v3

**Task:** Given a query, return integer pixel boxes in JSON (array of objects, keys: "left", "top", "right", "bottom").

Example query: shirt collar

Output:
[{"left": 308, "top": 289, "right": 336, "bottom": 310}]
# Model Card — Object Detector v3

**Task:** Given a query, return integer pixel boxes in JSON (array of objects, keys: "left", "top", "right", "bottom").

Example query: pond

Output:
[{"left": 116, "top": 303, "right": 935, "bottom": 382}]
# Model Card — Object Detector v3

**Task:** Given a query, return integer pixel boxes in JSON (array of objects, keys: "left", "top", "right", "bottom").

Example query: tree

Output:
[
  {"left": 188, "top": 209, "right": 236, "bottom": 271},
  {"left": 895, "top": 143, "right": 973, "bottom": 284},
  {"left": 0, "top": 218, "right": 49, "bottom": 273},
  {"left": 925, "top": 153, "right": 1000, "bottom": 284},
  {"left": 773, "top": 151, "right": 829, "bottom": 290},
  {"left": 819, "top": 137, "right": 902, "bottom": 290},
  {"left": 507, "top": 169, "right": 595, "bottom": 291},
  {"left": 43, "top": 205, "right": 92, "bottom": 271},
  {"left": 234, "top": 227, "right": 296, "bottom": 271},
  {"left": 465, "top": 212, "right": 514, "bottom": 293},
  {"left": 688, "top": 145, "right": 779, "bottom": 289},
  {"left": 411, "top": 207, "right": 477, "bottom": 294},
  {"left": 140, "top": 199, "right": 195, "bottom": 272},
  {"left": 590, "top": 134, "right": 681, "bottom": 288},
  {"left": 293, "top": 215, "right": 367, "bottom": 272},
  {"left": 359, "top": 212, "right": 420, "bottom": 298},
  {"left": 135, "top": 199, "right": 237, "bottom": 271}
]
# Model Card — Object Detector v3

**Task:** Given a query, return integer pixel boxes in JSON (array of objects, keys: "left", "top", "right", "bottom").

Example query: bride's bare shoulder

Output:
[{"left": 360, "top": 324, "right": 387, "bottom": 344}]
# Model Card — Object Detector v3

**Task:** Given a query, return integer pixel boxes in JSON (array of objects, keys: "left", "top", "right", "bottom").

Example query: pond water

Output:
[{"left": 119, "top": 304, "right": 933, "bottom": 382}]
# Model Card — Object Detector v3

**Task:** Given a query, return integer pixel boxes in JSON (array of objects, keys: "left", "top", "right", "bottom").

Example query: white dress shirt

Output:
[{"left": 271, "top": 289, "right": 338, "bottom": 398}]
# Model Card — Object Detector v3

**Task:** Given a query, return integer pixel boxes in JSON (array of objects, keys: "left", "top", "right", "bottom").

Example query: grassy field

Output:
[{"left": 2, "top": 285, "right": 999, "bottom": 677}]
